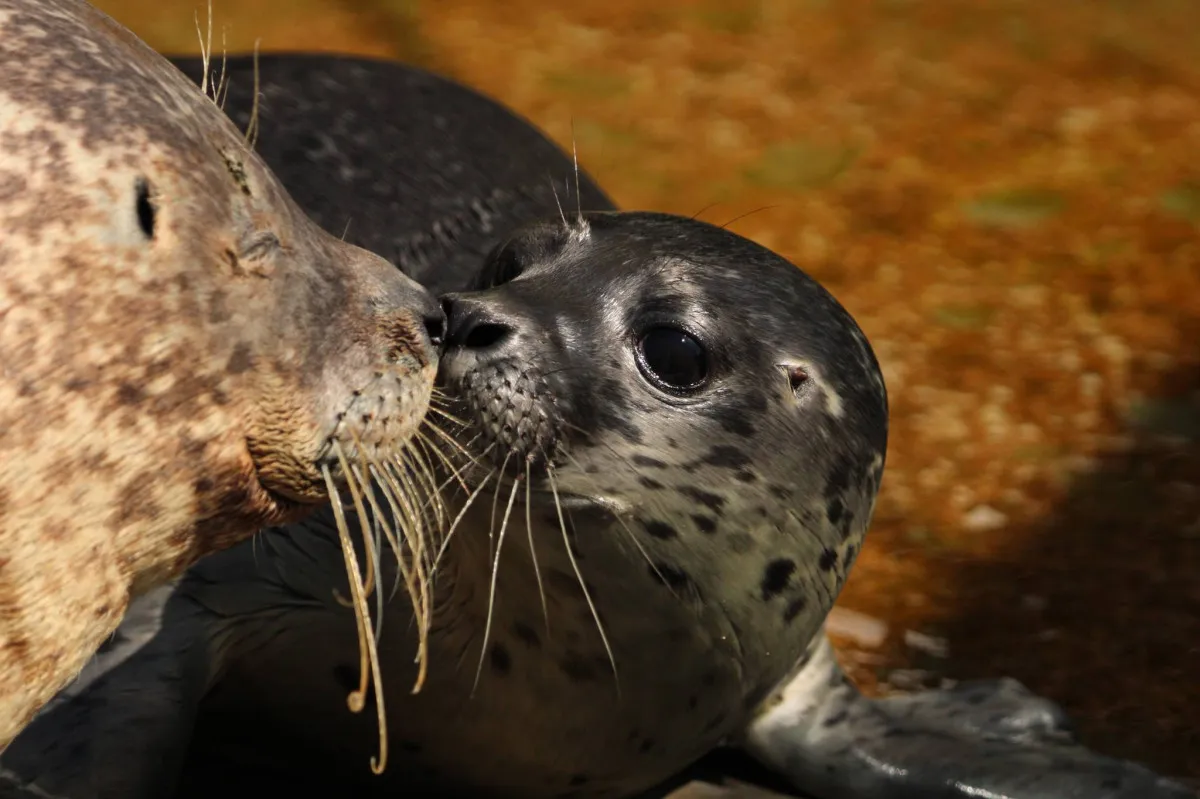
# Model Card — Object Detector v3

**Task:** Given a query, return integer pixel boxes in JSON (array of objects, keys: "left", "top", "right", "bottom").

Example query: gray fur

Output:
[{"left": 3, "top": 54, "right": 1193, "bottom": 799}]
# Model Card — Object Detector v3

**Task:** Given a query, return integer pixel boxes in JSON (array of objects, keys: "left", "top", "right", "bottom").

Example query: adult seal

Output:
[
  {"left": 4, "top": 54, "right": 1194, "bottom": 799},
  {"left": 0, "top": 3, "right": 440, "bottom": 748}
]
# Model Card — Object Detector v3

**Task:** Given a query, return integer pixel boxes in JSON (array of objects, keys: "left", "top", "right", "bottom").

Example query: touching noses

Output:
[{"left": 441, "top": 294, "right": 520, "bottom": 354}]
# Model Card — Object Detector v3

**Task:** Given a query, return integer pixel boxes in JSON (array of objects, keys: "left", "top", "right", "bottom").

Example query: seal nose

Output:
[{"left": 442, "top": 293, "right": 516, "bottom": 353}]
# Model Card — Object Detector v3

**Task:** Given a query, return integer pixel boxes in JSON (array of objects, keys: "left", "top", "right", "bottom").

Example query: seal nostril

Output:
[
  {"left": 443, "top": 295, "right": 516, "bottom": 351},
  {"left": 464, "top": 322, "right": 509, "bottom": 350}
]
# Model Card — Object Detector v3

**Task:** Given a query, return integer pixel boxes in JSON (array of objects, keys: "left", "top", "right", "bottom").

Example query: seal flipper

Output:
[
  {"left": 0, "top": 582, "right": 211, "bottom": 799},
  {"left": 740, "top": 632, "right": 1196, "bottom": 799}
]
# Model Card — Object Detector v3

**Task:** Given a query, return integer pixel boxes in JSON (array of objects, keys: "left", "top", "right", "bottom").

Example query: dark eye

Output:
[{"left": 635, "top": 327, "right": 708, "bottom": 392}]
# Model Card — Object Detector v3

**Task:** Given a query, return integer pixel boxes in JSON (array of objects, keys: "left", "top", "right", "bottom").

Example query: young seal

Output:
[
  {"left": 3, "top": 54, "right": 1193, "bottom": 799},
  {"left": 0, "top": 4, "right": 441, "bottom": 747}
]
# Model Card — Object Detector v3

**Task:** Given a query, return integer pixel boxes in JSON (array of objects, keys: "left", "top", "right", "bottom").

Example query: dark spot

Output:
[
  {"left": 701, "top": 671, "right": 718, "bottom": 687},
  {"left": 194, "top": 477, "right": 214, "bottom": 494},
  {"left": 735, "top": 470, "right": 758, "bottom": 483},
  {"left": 560, "top": 651, "right": 599, "bottom": 682},
  {"left": 702, "top": 712, "right": 728, "bottom": 733},
  {"left": 134, "top": 178, "right": 155, "bottom": 240},
  {"left": 639, "top": 476, "right": 665, "bottom": 490},
  {"left": 115, "top": 382, "right": 145, "bottom": 405},
  {"left": 43, "top": 519, "right": 70, "bottom": 542},
  {"left": 823, "top": 709, "right": 848, "bottom": 727},
  {"left": 109, "top": 474, "right": 161, "bottom": 531},
  {"left": 638, "top": 738, "right": 655, "bottom": 753},
  {"left": 826, "top": 498, "right": 845, "bottom": 527},
  {"left": 702, "top": 445, "right": 753, "bottom": 469},
  {"left": 819, "top": 548, "right": 839, "bottom": 571},
  {"left": 219, "top": 149, "right": 253, "bottom": 196},
  {"left": 691, "top": 515, "right": 717, "bottom": 534},
  {"left": 825, "top": 456, "right": 854, "bottom": 499},
  {"left": 688, "top": 694, "right": 699, "bottom": 710},
  {"left": 490, "top": 642, "right": 511, "bottom": 675},
  {"left": 512, "top": 621, "right": 541, "bottom": 649},
  {"left": 783, "top": 596, "right": 807, "bottom": 623},
  {"left": 768, "top": 484, "right": 792, "bottom": 500},
  {"left": 568, "top": 775, "right": 589, "bottom": 787},
  {"left": 94, "top": 603, "right": 111, "bottom": 618},
  {"left": 63, "top": 377, "right": 90, "bottom": 392},
  {"left": 644, "top": 521, "right": 678, "bottom": 540},
  {"left": 226, "top": 342, "right": 253, "bottom": 374},
  {"left": 760, "top": 558, "right": 796, "bottom": 599},
  {"left": 681, "top": 487, "right": 726, "bottom": 514},
  {"left": 632, "top": 454, "right": 669, "bottom": 469},
  {"left": 649, "top": 562, "right": 690, "bottom": 590}
]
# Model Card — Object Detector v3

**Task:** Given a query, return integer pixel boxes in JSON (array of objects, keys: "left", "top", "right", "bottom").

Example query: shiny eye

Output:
[{"left": 635, "top": 326, "right": 708, "bottom": 392}]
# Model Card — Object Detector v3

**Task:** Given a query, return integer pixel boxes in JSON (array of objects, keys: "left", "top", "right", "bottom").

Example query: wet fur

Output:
[{"left": 0, "top": 2, "right": 437, "bottom": 746}]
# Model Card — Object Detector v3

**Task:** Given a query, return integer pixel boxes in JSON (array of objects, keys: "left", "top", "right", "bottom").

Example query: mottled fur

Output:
[{"left": 0, "top": 1, "right": 438, "bottom": 746}]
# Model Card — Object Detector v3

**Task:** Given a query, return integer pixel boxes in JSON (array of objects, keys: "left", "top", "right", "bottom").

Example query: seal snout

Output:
[
  {"left": 441, "top": 293, "right": 518, "bottom": 353},
  {"left": 438, "top": 293, "right": 563, "bottom": 469}
]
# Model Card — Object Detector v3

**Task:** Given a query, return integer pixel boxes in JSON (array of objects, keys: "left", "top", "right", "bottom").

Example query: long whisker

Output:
[
  {"left": 387, "top": 453, "right": 435, "bottom": 676},
  {"left": 720, "top": 205, "right": 777, "bottom": 230},
  {"left": 488, "top": 452, "right": 514, "bottom": 561},
  {"left": 322, "top": 455, "right": 389, "bottom": 775},
  {"left": 244, "top": 39, "right": 263, "bottom": 150},
  {"left": 525, "top": 459, "right": 549, "bottom": 634},
  {"left": 548, "top": 468, "right": 619, "bottom": 695},
  {"left": 432, "top": 469, "right": 496, "bottom": 575},
  {"left": 558, "top": 449, "right": 672, "bottom": 597},
  {"left": 548, "top": 176, "right": 568, "bottom": 229},
  {"left": 472, "top": 475, "right": 521, "bottom": 696},
  {"left": 570, "top": 119, "right": 583, "bottom": 223}
]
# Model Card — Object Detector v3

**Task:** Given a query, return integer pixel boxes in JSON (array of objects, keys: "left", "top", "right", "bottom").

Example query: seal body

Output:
[
  {"left": 4, "top": 54, "right": 1192, "bottom": 799},
  {"left": 0, "top": 6, "right": 440, "bottom": 745}
]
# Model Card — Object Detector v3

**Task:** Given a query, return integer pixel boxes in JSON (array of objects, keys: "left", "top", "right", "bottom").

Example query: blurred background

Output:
[{"left": 95, "top": 0, "right": 1199, "bottom": 782}]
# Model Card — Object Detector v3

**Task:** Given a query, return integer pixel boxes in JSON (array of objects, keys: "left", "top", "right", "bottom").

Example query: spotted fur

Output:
[{"left": 0, "top": 0, "right": 438, "bottom": 746}]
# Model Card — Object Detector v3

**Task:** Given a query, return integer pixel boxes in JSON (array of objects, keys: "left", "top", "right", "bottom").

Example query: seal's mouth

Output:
[{"left": 436, "top": 355, "right": 566, "bottom": 473}]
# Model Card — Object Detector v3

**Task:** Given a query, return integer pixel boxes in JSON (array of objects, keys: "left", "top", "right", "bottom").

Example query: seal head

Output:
[
  {"left": 0, "top": 0, "right": 440, "bottom": 744},
  {"left": 416, "top": 210, "right": 890, "bottom": 794}
]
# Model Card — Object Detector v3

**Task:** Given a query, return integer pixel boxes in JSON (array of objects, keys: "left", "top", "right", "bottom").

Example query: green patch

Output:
[
  {"left": 1158, "top": 182, "right": 1200, "bottom": 223},
  {"left": 543, "top": 69, "right": 630, "bottom": 99},
  {"left": 744, "top": 139, "right": 859, "bottom": 191},
  {"left": 963, "top": 188, "right": 1065, "bottom": 229},
  {"left": 931, "top": 304, "right": 995, "bottom": 330}
]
